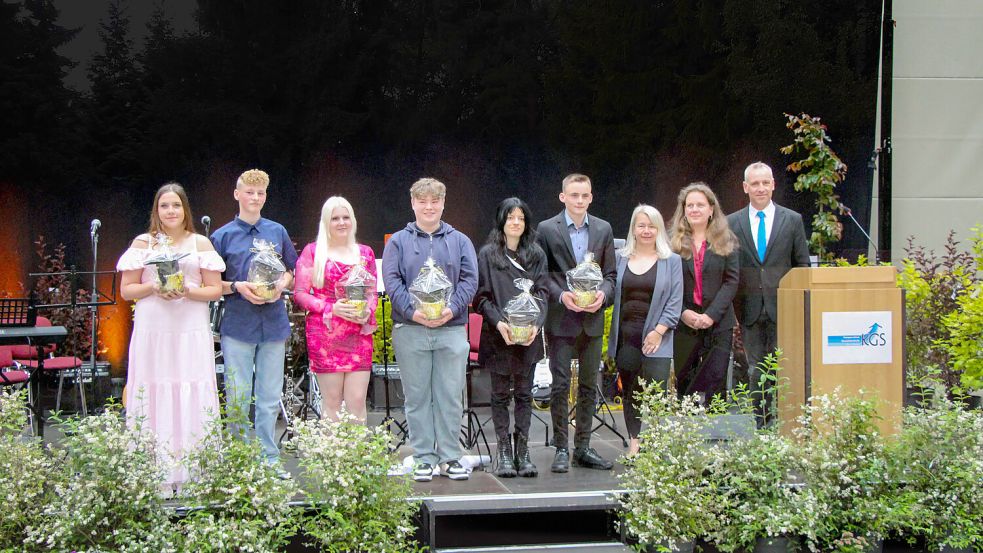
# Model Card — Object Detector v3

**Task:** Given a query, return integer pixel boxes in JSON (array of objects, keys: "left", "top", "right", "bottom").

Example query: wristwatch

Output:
[{"left": 229, "top": 281, "right": 238, "bottom": 296}]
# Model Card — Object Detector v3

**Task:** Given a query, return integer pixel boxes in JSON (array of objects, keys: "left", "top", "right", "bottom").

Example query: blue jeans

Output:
[
  {"left": 392, "top": 324, "right": 468, "bottom": 466},
  {"left": 221, "top": 335, "right": 286, "bottom": 463}
]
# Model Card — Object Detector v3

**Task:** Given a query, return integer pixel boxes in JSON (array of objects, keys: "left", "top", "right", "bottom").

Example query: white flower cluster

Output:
[
  {"left": 22, "top": 403, "right": 178, "bottom": 552},
  {"left": 288, "top": 413, "right": 422, "bottom": 553},
  {"left": 178, "top": 417, "right": 299, "bottom": 552},
  {"left": 620, "top": 385, "right": 983, "bottom": 552}
]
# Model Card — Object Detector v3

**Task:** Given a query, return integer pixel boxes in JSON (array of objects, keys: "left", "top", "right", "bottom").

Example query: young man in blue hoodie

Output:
[{"left": 382, "top": 178, "right": 479, "bottom": 482}]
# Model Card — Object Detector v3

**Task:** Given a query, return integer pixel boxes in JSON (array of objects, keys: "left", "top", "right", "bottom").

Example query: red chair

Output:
[
  {"left": 0, "top": 345, "right": 34, "bottom": 430},
  {"left": 14, "top": 317, "right": 84, "bottom": 412},
  {"left": 467, "top": 312, "right": 482, "bottom": 367}
]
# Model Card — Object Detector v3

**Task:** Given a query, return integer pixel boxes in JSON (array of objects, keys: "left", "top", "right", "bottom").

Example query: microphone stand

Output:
[
  {"left": 842, "top": 205, "right": 879, "bottom": 264},
  {"left": 84, "top": 227, "right": 100, "bottom": 416}
]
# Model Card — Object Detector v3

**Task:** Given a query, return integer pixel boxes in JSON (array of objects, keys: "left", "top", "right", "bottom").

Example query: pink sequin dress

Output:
[
  {"left": 293, "top": 243, "right": 377, "bottom": 373},
  {"left": 116, "top": 235, "right": 225, "bottom": 486}
]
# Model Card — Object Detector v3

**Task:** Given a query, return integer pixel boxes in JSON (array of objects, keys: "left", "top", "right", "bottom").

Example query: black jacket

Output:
[
  {"left": 727, "top": 204, "right": 811, "bottom": 326},
  {"left": 535, "top": 211, "right": 617, "bottom": 337},
  {"left": 680, "top": 246, "right": 740, "bottom": 331},
  {"left": 474, "top": 244, "right": 547, "bottom": 368}
]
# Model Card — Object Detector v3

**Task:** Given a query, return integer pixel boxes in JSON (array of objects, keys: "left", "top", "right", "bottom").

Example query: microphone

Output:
[
  {"left": 201, "top": 215, "right": 211, "bottom": 237},
  {"left": 840, "top": 204, "right": 878, "bottom": 264},
  {"left": 90, "top": 219, "right": 101, "bottom": 238}
]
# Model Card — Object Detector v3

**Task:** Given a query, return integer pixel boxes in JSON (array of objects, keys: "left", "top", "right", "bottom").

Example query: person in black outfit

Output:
[
  {"left": 669, "top": 183, "right": 739, "bottom": 403},
  {"left": 607, "top": 204, "right": 682, "bottom": 457},
  {"left": 536, "top": 173, "right": 617, "bottom": 472},
  {"left": 474, "top": 198, "right": 547, "bottom": 478}
]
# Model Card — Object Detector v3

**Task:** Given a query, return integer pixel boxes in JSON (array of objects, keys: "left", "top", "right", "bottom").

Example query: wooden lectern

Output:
[{"left": 776, "top": 266, "right": 904, "bottom": 436}]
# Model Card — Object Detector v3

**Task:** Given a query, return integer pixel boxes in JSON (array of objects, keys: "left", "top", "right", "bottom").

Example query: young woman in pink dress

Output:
[
  {"left": 294, "top": 196, "right": 377, "bottom": 422},
  {"left": 116, "top": 182, "right": 225, "bottom": 488}
]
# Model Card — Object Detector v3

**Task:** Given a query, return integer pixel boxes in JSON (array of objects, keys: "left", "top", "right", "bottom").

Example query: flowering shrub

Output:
[
  {"left": 0, "top": 390, "right": 57, "bottom": 552},
  {"left": 705, "top": 430, "right": 822, "bottom": 551},
  {"left": 289, "top": 414, "right": 422, "bottom": 553},
  {"left": 24, "top": 402, "right": 177, "bottom": 552},
  {"left": 886, "top": 399, "right": 983, "bottom": 551},
  {"left": 178, "top": 416, "right": 299, "bottom": 552},
  {"left": 619, "top": 384, "right": 717, "bottom": 551},
  {"left": 793, "top": 391, "right": 893, "bottom": 551}
]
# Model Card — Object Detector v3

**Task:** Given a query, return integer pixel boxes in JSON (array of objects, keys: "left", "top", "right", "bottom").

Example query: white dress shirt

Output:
[{"left": 747, "top": 201, "right": 776, "bottom": 254}]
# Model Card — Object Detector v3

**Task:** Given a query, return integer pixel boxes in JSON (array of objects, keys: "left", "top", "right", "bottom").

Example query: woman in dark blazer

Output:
[
  {"left": 668, "top": 182, "right": 739, "bottom": 403},
  {"left": 607, "top": 204, "right": 683, "bottom": 456},
  {"left": 474, "top": 197, "right": 547, "bottom": 478}
]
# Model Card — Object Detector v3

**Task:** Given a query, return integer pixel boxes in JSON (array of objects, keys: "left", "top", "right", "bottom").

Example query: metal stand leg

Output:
[
  {"left": 460, "top": 369, "right": 490, "bottom": 468},
  {"left": 377, "top": 295, "right": 408, "bottom": 451}
]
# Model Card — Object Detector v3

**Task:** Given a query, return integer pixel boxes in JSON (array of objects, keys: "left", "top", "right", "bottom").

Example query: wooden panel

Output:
[
  {"left": 808, "top": 289, "right": 904, "bottom": 436},
  {"left": 777, "top": 289, "right": 807, "bottom": 437},
  {"left": 780, "top": 266, "right": 897, "bottom": 290}
]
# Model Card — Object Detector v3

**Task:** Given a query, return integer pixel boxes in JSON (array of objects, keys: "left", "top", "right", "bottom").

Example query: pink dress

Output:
[
  {"left": 116, "top": 236, "right": 225, "bottom": 486},
  {"left": 293, "top": 243, "right": 377, "bottom": 373}
]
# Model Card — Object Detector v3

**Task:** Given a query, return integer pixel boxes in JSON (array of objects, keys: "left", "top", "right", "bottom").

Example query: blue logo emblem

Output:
[{"left": 827, "top": 323, "right": 887, "bottom": 347}]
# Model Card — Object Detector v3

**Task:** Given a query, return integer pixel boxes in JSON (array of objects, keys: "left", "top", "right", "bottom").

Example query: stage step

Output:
[
  {"left": 419, "top": 490, "right": 624, "bottom": 550},
  {"left": 436, "top": 541, "right": 632, "bottom": 553}
]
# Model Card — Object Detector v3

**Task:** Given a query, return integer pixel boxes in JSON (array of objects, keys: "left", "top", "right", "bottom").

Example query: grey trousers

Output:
[{"left": 392, "top": 324, "right": 468, "bottom": 465}]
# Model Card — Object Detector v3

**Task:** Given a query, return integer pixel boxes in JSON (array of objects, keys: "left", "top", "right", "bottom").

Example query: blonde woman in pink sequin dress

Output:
[
  {"left": 116, "top": 182, "right": 224, "bottom": 489},
  {"left": 294, "top": 196, "right": 377, "bottom": 422}
]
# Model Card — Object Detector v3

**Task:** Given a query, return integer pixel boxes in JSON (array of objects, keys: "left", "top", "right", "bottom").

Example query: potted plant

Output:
[
  {"left": 0, "top": 390, "right": 58, "bottom": 551},
  {"left": 178, "top": 413, "right": 299, "bottom": 552},
  {"left": 886, "top": 398, "right": 983, "bottom": 552},
  {"left": 23, "top": 401, "right": 178, "bottom": 551},
  {"left": 794, "top": 391, "right": 895, "bottom": 552},
  {"left": 619, "top": 385, "right": 717, "bottom": 552},
  {"left": 288, "top": 414, "right": 423, "bottom": 552},
  {"left": 704, "top": 428, "right": 820, "bottom": 553}
]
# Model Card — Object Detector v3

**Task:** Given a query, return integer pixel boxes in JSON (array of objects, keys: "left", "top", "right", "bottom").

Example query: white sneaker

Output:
[
  {"left": 413, "top": 462, "right": 435, "bottom": 482},
  {"left": 439, "top": 460, "right": 470, "bottom": 481}
]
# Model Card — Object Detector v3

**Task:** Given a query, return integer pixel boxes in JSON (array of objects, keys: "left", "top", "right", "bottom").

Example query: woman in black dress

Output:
[{"left": 474, "top": 198, "right": 547, "bottom": 477}]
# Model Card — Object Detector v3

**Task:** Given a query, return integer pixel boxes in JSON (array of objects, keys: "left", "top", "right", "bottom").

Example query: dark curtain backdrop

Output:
[{"left": 0, "top": 0, "right": 882, "bottom": 367}]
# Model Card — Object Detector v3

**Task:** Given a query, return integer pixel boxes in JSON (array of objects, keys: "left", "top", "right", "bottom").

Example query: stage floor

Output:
[{"left": 278, "top": 402, "right": 631, "bottom": 497}]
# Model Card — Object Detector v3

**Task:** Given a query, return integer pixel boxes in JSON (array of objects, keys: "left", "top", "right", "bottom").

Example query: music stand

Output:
[
  {"left": 29, "top": 267, "right": 117, "bottom": 416},
  {"left": 568, "top": 359, "right": 629, "bottom": 448},
  {"left": 376, "top": 292, "right": 409, "bottom": 451}
]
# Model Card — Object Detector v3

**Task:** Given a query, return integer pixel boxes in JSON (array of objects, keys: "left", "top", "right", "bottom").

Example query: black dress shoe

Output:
[
  {"left": 573, "top": 447, "right": 614, "bottom": 470},
  {"left": 551, "top": 447, "right": 570, "bottom": 473}
]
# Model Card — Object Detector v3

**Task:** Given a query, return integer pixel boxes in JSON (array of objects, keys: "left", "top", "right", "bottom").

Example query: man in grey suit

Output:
[
  {"left": 536, "top": 173, "right": 617, "bottom": 472},
  {"left": 727, "top": 162, "right": 810, "bottom": 423}
]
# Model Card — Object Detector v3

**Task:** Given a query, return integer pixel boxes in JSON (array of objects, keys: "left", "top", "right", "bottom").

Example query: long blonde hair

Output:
[
  {"left": 312, "top": 196, "right": 358, "bottom": 288},
  {"left": 669, "top": 182, "right": 736, "bottom": 259},
  {"left": 619, "top": 204, "right": 673, "bottom": 259}
]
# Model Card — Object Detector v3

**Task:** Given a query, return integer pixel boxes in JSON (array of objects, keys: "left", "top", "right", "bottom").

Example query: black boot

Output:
[
  {"left": 514, "top": 432, "right": 538, "bottom": 477},
  {"left": 494, "top": 436, "right": 517, "bottom": 478}
]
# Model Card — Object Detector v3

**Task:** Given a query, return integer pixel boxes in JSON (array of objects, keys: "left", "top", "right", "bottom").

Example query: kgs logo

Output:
[{"left": 827, "top": 323, "right": 887, "bottom": 347}]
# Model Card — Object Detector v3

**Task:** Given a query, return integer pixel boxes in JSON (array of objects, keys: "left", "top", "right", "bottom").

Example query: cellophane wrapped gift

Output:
[
  {"left": 144, "top": 233, "right": 189, "bottom": 294},
  {"left": 409, "top": 257, "right": 453, "bottom": 320},
  {"left": 504, "top": 278, "right": 541, "bottom": 343},
  {"left": 565, "top": 252, "right": 603, "bottom": 308},
  {"left": 246, "top": 238, "right": 286, "bottom": 301},
  {"left": 334, "top": 260, "right": 376, "bottom": 319}
]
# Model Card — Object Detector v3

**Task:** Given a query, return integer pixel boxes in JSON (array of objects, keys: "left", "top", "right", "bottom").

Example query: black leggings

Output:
[
  {"left": 488, "top": 355, "right": 535, "bottom": 440},
  {"left": 616, "top": 344, "right": 671, "bottom": 438}
]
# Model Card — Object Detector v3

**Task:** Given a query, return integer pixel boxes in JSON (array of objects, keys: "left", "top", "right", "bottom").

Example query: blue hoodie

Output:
[{"left": 381, "top": 221, "right": 478, "bottom": 326}]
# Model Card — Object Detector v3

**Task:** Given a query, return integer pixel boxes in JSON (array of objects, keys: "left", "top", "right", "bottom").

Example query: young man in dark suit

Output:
[
  {"left": 536, "top": 173, "right": 617, "bottom": 472},
  {"left": 727, "top": 162, "right": 811, "bottom": 423}
]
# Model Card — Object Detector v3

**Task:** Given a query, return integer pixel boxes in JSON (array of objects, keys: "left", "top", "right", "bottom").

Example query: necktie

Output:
[{"left": 756, "top": 211, "right": 767, "bottom": 262}]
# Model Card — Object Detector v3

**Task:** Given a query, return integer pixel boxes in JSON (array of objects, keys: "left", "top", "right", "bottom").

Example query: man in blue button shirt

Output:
[{"left": 210, "top": 169, "right": 298, "bottom": 472}]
